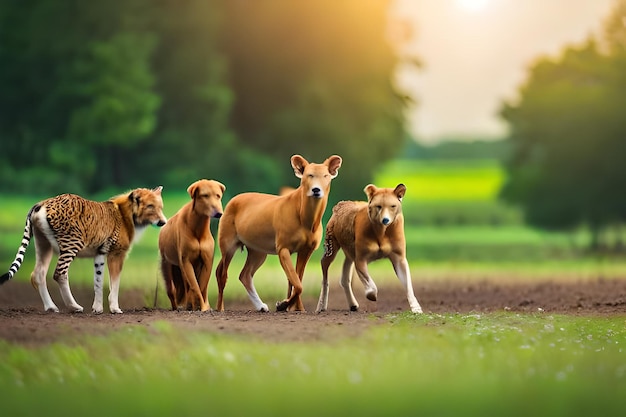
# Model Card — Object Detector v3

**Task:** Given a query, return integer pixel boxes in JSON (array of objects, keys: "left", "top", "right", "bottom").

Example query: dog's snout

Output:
[
  {"left": 214, "top": 212, "right": 223, "bottom": 219},
  {"left": 157, "top": 219, "right": 167, "bottom": 227},
  {"left": 382, "top": 217, "right": 390, "bottom": 226},
  {"left": 312, "top": 187, "right": 321, "bottom": 196}
]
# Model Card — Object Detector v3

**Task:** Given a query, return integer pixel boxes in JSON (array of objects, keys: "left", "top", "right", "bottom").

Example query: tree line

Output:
[
  {"left": 500, "top": 0, "right": 626, "bottom": 248},
  {"left": 0, "top": 0, "right": 409, "bottom": 201}
]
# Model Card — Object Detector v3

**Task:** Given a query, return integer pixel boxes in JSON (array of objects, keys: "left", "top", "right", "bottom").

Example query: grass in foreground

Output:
[{"left": 1, "top": 312, "right": 624, "bottom": 417}]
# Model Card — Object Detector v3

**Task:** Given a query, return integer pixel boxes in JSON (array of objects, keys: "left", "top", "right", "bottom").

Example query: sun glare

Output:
[{"left": 456, "top": 0, "right": 490, "bottom": 13}]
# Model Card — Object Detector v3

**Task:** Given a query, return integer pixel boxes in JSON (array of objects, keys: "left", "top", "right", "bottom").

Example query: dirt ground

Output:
[{"left": 1, "top": 278, "right": 625, "bottom": 346}]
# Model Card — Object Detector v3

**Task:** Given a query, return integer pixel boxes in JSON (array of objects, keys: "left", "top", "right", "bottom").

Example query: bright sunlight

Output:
[{"left": 456, "top": 0, "right": 490, "bottom": 13}]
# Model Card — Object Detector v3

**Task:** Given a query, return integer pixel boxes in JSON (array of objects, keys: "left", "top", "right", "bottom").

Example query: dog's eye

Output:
[
  {"left": 376, "top": 205, "right": 382, "bottom": 210},
  {"left": 147, "top": 204, "right": 154, "bottom": 210}
]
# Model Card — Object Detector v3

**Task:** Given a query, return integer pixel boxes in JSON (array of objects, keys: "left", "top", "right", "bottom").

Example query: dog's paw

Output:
[
  {"left": 259, "top": 304, "right": 270, "bottom": 312},
  {"left": 275, "top": 300, "right": 289, "bottom": 312},
  {"left": 110, "top": 308, "right": 123, "bottom": 314},
  {"left": 69, "top": 304, "right": 84, "bottom": 313},
  {"left": 350, "top": 305, "right": 359, "bottom": 312},
  {"left": 365, "top": 289, "right": 377, "bottom": 302},
  {"left": 92, "top": 308, "right": 104, "bottom": 315}
]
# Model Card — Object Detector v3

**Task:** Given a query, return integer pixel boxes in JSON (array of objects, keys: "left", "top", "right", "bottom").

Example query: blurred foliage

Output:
[
  {"left": 0, "top": 0, "right": 408, "bottom": 200},
  {"left": 500, "top": 0, "right": 626, "bottom": 248}
]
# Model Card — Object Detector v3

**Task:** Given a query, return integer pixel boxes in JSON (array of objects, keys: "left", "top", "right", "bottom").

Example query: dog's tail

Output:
[{"left": 1, "top": 204, "right": 37, "bottom": 285}]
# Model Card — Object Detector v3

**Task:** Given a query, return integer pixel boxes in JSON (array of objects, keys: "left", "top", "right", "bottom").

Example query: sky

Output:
[{"left": 391, "top": 0, "right": 615, "bottom": 144}]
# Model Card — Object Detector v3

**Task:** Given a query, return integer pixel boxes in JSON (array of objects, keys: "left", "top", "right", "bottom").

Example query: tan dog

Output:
[
  {"left": 215, "top": 154, "right": 342, "bottom": 312},
  {"left": 316, "top": 183, "right": 423, "bottom": 313},
  {"left": 158, "top": 179, "right": 225, "bottom": 311}
]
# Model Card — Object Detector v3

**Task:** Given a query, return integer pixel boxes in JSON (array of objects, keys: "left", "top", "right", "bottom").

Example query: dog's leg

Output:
[
  {"left": 287, "top": 250, "right": 312, "bottom": 311},
  {"left": 317, "top": 247, "right": 339, "bottom": 313},
  {"left": 160, "top": 257, "right": 178, "bottom": 310},
  {"left": 275, "top": 248, "right": 303, "bottom": 311},
  {"left": 30, "top": 236, "right": 59, "bottom": 312},
  {"left": 354, "top": 260, "right": 378, "bottom": 303},
  {"left": 180, "top": 259, "right": 209, "bottom": 311},
  {"left": 198, "top": 251, "right": 214, "bottom": 307},
  {"left": 53, "top": 248, "right": 84, "bottom": 313},
  {"left": 339, "top": 257, "right": 359, "bottom": 311},
  {"left": 92, "top": 254, "right": 106, "bottom": 314},
  {"left": 106, "top": 253, "right": 125, "bottom": 314},
  {"left": 215, "top": 243, "right": 238, "bottom": 312},
  {"left": 239, "top": 249, "right": 269, "bottom": 312},
  {"left": 391, "top": 255, "right": 423, "bottom": 313}
]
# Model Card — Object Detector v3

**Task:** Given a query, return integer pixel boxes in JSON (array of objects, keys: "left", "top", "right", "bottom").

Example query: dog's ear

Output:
[
  {"left": 325, "top": 155, "right": 342, "bottom": 178},
  {"left": 291, "top": 155, "right": 308, "bottom": 178},
  {"left": 152, "top": 186, "right": 163, "bottom": 196},
  {"left": 364, "top": 184, "right": 377, "bottom": 202},
  {"left": 394, "top": 183, "right": 406, "bottom": 202},
  {"left": 187, "top": 181, "right": 201, "bottom": 199},
  {"left": 215, "top": 181, "right": 226, "bottom": 194}
]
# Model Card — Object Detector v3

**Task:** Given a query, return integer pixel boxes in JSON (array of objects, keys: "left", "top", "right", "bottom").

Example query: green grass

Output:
[
  {"left": 374, "top": 159, "right": 522, "bottom": 225},
  {"left": 375, "top": 159, "right": 505, "bottom": 201},
  {"left": 2, "top": 161, "right": 626, "bottom": 416},
  {"left": 1, "top": 312, "right": 624, "bottom": 416}
]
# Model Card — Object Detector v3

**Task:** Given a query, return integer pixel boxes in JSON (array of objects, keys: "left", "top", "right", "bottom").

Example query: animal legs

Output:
[
  {"left": 354, "top": 260, "right": 378, "bottom": 303},
  {"left": 53, "top": 249, "right": 84, "bottom": 313},
  {"left": 161, "top": 257, "right": 179, "bottom": 310},
  {"left": 276, "top": 248, "right": 305, "bottom": 311},
  {"left": 239, "top": 249, "right": 269, "bottom": 312},
  {"left": 339, "top": 257, "right": 360, "bottom": 311},
  {"left": 316, "top": 246, "right": 339, "bottom": 313},
  {"left": 286, "top": 251, "right": 311, "bottom": 311},
  {"left": 92, "top": 254, "right": 106, "bottom": 314},
  {"left": 30, "top": 236, "right": 58, "bottom": 312},
  {"left": 215, "top": 243, "right": 237, "bottom": 312},
  {"left": 391, "top": 256, "right": 422, "bottom": 313},
  {"left": 198, "top": 252, "right": 214, "bottom": 307},
  {"left": 180, "top": 259, "right": 209, "bottom": 311},
  {"left": 107, "top": 254, "right": 125, "bottom": 314}
]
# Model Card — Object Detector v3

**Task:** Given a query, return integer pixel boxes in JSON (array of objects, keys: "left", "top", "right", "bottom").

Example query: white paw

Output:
[
  {"left": 70, "top": 304, "right": 84, "bottom": 313},
  {"left": 411, "top": 305, "right": 423, "bottom": 314},
  {"left": 92, "top": 308, "right": 104, "bottom": 315},
  {"left": 110, "top": 308, "right": 123, "bottom": 314},
  {"left": 259, "top": 303, "right": 269, "bottom": 312},
  {"left": 45, "top": 306, "right": 60, "bottom": 313}
]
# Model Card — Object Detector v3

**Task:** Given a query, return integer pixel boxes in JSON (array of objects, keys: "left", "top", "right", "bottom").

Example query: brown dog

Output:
[
  {"left": 316, "top": 183, "right": 423, "bottom": 313},
  {"left": 158, "top": 179, "right": 225, "bottom": 311},
  {"left": 215, "top": 154, "right": 342, "bottom": 312}
]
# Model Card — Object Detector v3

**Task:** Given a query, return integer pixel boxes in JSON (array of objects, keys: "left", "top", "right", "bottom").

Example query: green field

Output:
[
  {"left": 1, "top": 159, "right": 625, "bottom": 416},
  {"left": 1, "top": 313, "right": 625, "bottom": 416}
]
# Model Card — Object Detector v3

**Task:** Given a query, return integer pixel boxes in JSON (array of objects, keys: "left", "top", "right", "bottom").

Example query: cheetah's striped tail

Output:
[{"left": 1, "top": 205, "right": 37, "bottom": 285}]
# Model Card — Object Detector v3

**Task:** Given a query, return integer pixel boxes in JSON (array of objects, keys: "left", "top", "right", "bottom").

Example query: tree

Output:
[
  {"left": 220, "top": 0, "right": 409, "bottom": 199},
  {"left": 500, "top": 1, "right": 626, "bottom": 247},
  {"left": 0, "top": 0, "right": 408, "bottom": 199}
]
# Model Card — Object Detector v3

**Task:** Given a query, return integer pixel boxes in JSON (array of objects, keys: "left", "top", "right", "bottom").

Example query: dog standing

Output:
[
  {"left": 215, "top": 154, "right": 342, "bottom": 312},
  {"left": 0, "top": 187, "right": 167, "bottom": 313},
  {"left": 158, "top": 179, "right": 225, "bottom": 311},
  {"left": 316, "top": 183, "right": 423, "bottom": 313}
]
